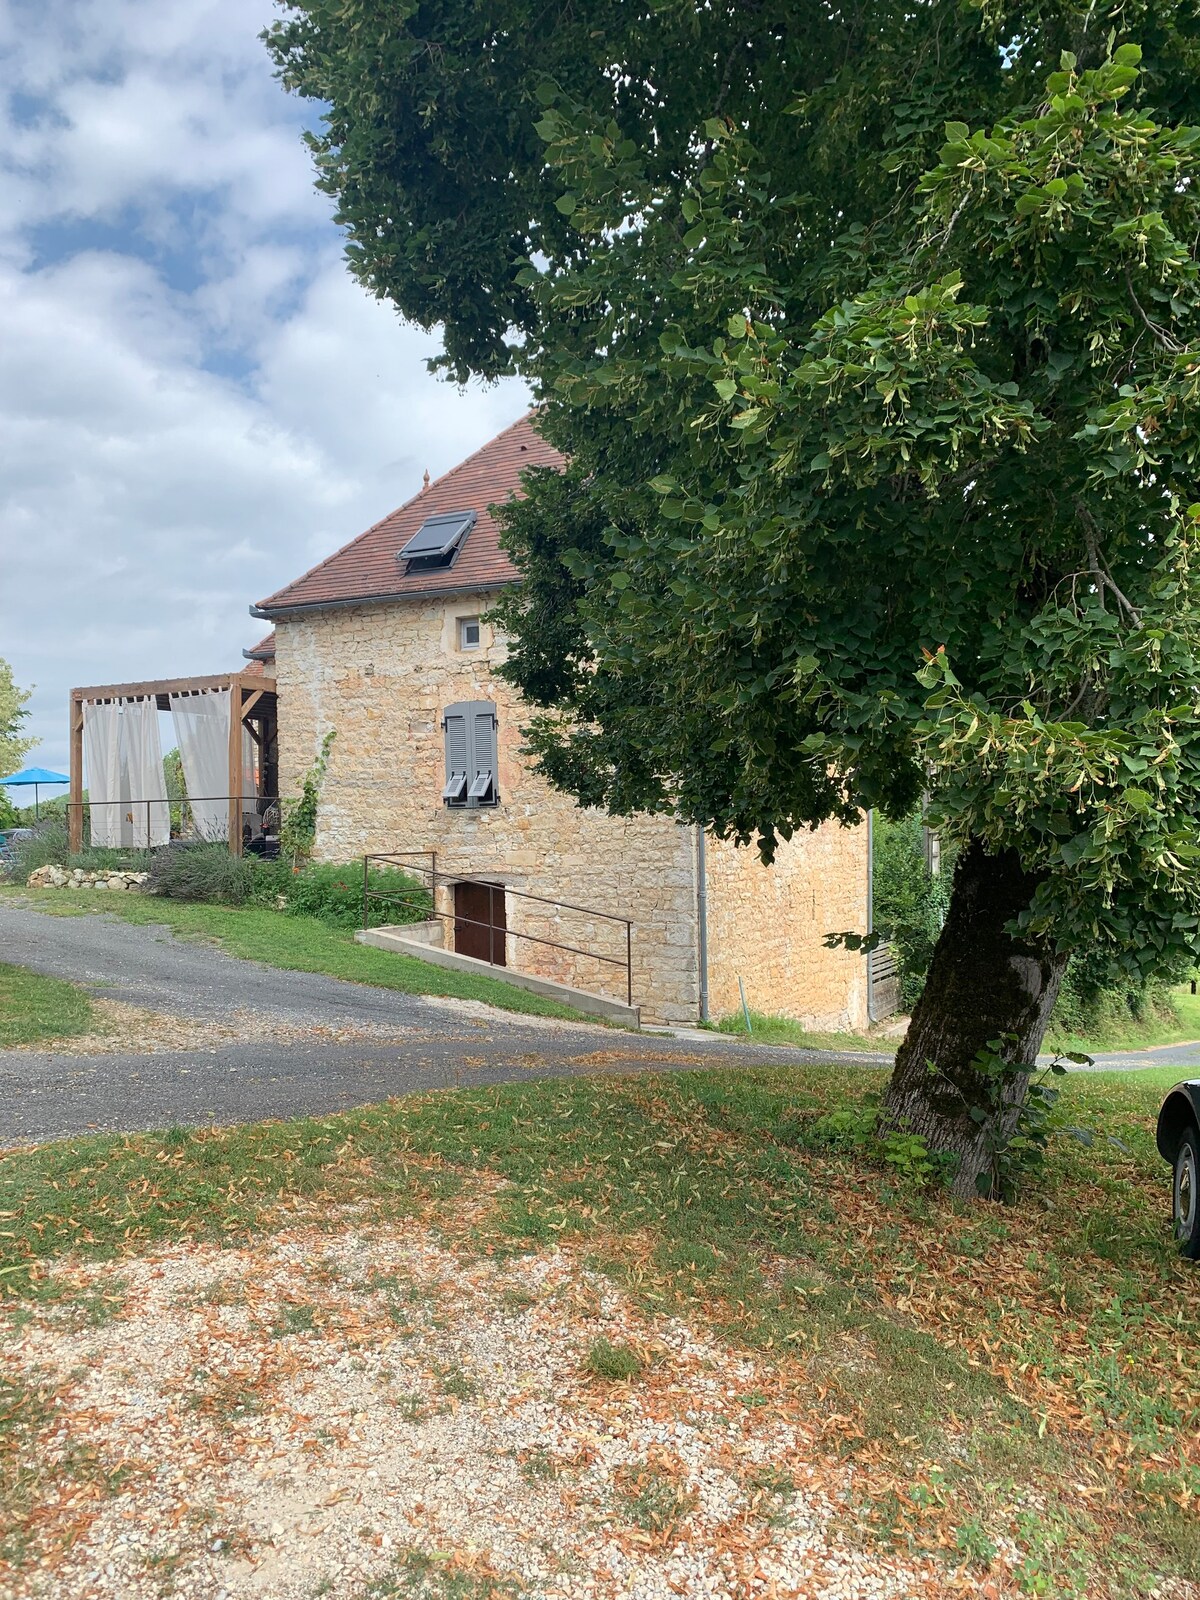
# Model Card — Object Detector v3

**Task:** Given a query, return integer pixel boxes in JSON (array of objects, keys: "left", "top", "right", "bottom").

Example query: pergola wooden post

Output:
[
  {"left": 227, "top": 681, "right": 265, "bottom": 858},
  {"left": 68, "top": 671, "right": 277, "bottom": 856}
]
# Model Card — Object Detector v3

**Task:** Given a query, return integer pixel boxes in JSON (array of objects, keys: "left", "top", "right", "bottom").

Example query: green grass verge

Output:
[
  {"left": 0, "top": 887, "right": 598, "bottom": 1024},
  {"left": 713, "top": 1009, "right": 885, "bottom": 1053},
  {"left": 718, "top": 986, "right": 1200, "bottom": 1060},
  {"left": 0, "top": 963, "right": 94, "bottom": 1048},
  {"left": 0, "top": 1062, "right": 1193, "bottom": 1595},
  {"left": 1046, "top": 984, "right": 1200, "bottom": 1056}
]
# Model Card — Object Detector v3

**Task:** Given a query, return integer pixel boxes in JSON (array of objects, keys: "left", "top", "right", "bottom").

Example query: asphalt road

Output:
[
  {"left": 0, "top": 902, "right": 885, "bottom": 1144},
  {"left": 1, "top": 902, "right": 1195, "bottom": 1145}
]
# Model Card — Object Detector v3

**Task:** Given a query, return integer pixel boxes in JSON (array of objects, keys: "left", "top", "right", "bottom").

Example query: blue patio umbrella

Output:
[{"left": 1, "top": 766, "right": 70, "bottom": 821}]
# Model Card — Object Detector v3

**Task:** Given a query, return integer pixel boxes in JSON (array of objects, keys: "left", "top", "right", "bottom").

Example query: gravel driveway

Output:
[
  {"left": 2, "top": 901, "right": 1189, "bottom": 1147},
  {"left": 0, "top": 903, "right": 886, "bottom": 1144}
]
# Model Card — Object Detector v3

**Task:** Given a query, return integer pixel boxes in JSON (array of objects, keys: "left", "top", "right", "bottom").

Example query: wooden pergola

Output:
[{"left": 68, "top": 671, "right": 277, "bottom": 856}]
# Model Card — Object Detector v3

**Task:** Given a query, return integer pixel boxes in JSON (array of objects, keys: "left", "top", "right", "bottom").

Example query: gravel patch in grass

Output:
[
  {"left": 1, "top": 1219, "right": 947, "bottom": 1600},
  {"left": 1, "top": 1066, "right": 1196, "bottom": 1597},
  {"left": 0, "top": 997, "right": 420, "bottom": 1057}
]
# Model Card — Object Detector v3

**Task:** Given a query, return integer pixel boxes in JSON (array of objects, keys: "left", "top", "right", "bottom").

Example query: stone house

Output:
[{"left": 251, "top": 415, "right": 870, "bottom": 1027}]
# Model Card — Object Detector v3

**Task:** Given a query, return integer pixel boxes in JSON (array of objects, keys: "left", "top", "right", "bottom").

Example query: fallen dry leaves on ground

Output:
[
  {"left": 790, "top": 1159, "right": 1200, "bottom": 1514},
  {"left": 3, "top": 1211, "right": 969, "bottom": 1600}
]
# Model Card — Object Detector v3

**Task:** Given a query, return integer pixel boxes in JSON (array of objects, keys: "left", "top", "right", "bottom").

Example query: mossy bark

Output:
[{"left": 882, "top": 839, "right": 1068, "bottom": 1199}]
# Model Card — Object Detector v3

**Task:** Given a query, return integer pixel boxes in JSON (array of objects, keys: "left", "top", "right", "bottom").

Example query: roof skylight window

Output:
[{"left": 397, "top": 510, "right": 477, "bottom": 572}]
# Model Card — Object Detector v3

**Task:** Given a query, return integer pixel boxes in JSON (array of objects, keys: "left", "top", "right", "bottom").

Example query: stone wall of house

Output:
[
  {"left": 272, "top": 595, "right": 702, "bottom": 1023},
  {"left": 703, "top": 825, "right": 870, "bottom": 1032},
  {"left": 273, "top": 594, "right": 870, "bottom": 1029}
]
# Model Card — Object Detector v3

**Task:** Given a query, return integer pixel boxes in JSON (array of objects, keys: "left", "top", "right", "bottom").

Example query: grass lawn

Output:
[
  {"left": 713, "top": 1009, "right": 886, "bottom": 1053},
  {"left": 718, "top": 985, "right": 1200, "bottom": 1060},
  {"left": 0, "top": 1061, "right": 1193, "bottom": 1596},
  {"left": 0, "top": 963, "right": 94, "bottom": 1048},
  {"left": 0, "top": 886, "right": 600, "bottom": 1024}
]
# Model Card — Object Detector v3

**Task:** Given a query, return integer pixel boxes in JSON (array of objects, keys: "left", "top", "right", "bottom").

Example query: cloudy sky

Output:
[{"left": 0, "top": 0, "right": 528, "bottom": 781}]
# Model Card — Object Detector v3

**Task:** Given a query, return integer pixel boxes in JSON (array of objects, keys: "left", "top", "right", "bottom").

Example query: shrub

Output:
[
  {"left": 1048, "top": 952, "right": 1183, "bottom": 1047},
  {"left": 11, "top": 824, "right": 433, "bottom": 936},
  {"left": 274, "top": 860, "right": 431, "bottom": 929},
  {"left": 71, "top": 846, "right": 152, "bottom": 873},
  {"left": 7, "top": 813, "right": 154, "bottom": 881},
  {"left": 809, "top": 1101, "right": 952, "bottom": 1187},
  {"left": 5, "top": 794, "right": 71, "bottom": 828},
  {"left": 163, "top": 747, "right": 187, "bottom": 835},
  {"left": 10, "top": 817, "right": 71, "bottom": 878},
  {"left": 146, "top": 842, "right": 259, "bottom": 905},
  {"left": 875, "top": 812, "right": 1188, "bottom": 1039}
]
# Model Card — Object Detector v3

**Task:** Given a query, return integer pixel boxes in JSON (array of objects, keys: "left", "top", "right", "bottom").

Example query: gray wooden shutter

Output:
[
  {"left": 468, "top": 704, "right": 497, "bottom": 805},
  {"left": 442, "top": 705, "right": 470, "bottom": 803}
]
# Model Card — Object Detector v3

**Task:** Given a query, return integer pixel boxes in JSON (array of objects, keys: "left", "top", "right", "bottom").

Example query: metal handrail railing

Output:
[
  {"left": 362, "top": 850, "right": 634, "bottom": 1007},
  {"left": 64, "top": 795, "right": 279, "bottom": 850}
]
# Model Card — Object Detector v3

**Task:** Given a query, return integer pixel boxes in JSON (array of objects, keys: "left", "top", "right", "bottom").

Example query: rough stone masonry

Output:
[{"left": 271, "top": 594, "right": 870, "bottom": 1030}]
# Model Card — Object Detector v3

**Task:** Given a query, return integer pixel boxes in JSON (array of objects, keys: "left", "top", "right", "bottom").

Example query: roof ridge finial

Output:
[{"left": 422, "top": 467, "right": 430, "bottom": 492}]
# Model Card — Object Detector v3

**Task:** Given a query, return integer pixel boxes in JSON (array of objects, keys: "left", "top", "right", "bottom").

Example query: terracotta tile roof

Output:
[
  {"left": 243, "top": 632, "right": 276, "bottom": 661},
  {"left": 240, "top": 632, "right": 276, "bottom": 678},
  {"left": 253, "top": 414, "right": 562, "bottom": 617}
]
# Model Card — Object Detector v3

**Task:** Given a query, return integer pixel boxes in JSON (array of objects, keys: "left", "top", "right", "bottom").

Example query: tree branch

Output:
[
  {"left": 938, "top": 189, "right": 972, "bottom": 248},
  {"left": 1125, "top": 265, "right": 1181, "bottom": 353},
  {"left": 1077, "top": 501, "right": 1142, "bottom": 627}
]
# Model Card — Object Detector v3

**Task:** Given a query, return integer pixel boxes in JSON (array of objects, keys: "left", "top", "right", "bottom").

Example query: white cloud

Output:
[{"left": 0, "top": 0, "right": 530, "bottom": 776}]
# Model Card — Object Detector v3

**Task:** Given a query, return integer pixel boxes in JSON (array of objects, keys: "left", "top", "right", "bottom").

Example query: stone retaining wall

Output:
[{"left": 27, "top": 865, "right": 149, "bottom": 892}]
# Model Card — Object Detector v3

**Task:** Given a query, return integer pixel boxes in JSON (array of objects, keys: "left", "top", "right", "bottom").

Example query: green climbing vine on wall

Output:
[{"left": 280, "top": 730, "right": 336, "bottom": 865}]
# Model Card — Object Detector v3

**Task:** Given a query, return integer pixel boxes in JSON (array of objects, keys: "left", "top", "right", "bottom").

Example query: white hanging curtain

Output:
[
  {"left": 120, "top": 697, "right": 170, "bottom": 848},
  {"left": 169, "top": 690, "right": 230, "bottom": 842},
  {"left": 242, "top": 726, "right": 258, "bottom": 835},
  {"left": 83, "top": 700, "right": 122, "bottom": 847}
]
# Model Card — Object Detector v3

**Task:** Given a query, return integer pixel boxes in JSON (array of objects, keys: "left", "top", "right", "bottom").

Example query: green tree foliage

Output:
[
  {"left": 266, "top": 4, "right": 1200, "bottom": 1192},
  {"left": 163, "top": 747, "right": 187, "bottom": 835},
  {"left": 1050, "top": 945, "right": 1184, "bottom": 1044},
  {"left": 875, "top": 817, "right": 1183, "bottom": 1031},
  {"left": 873, "top": 818, "right": 953, "bottom": 1011},
  {"left": 0, "top": 657, "right": 34, "bottom": 784}
]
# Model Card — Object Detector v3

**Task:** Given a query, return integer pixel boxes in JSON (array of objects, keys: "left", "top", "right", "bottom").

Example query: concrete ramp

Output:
[{"left": 355, "top": 926, "right": 640, "bottom": 1028}]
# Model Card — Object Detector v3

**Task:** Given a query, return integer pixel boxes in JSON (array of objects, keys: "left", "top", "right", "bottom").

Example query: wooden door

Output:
[{"left": 454, "top": 881, "right": 507, "bottom": 965}]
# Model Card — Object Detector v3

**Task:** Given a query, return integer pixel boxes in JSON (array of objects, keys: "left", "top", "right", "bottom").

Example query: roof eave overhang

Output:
[{"left": 250, "top": 579, "right": 515, "bottom": 623}]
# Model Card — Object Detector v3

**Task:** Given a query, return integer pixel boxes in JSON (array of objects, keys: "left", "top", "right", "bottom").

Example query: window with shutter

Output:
[{"left": 442, "top": 701, "right": 499, "bottom": 808}]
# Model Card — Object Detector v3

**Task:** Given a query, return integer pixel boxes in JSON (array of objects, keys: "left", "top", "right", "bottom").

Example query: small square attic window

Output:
[
  {"left": 397, "top": 510, "right": 476, "bottom": 573},
  {"left": 458, "top": 616, "right": 481, "bottom": 650}
]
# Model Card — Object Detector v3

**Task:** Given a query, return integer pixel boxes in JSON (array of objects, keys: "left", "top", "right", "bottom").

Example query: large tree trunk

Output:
[{"left": 882, "top": 839, "right": 1069, "bottom": 1200}]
